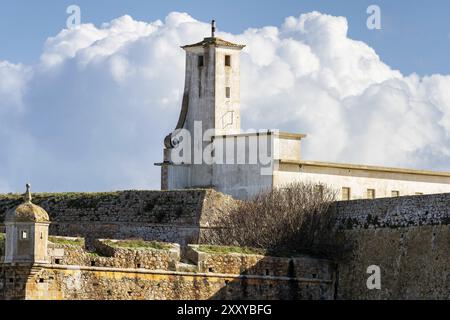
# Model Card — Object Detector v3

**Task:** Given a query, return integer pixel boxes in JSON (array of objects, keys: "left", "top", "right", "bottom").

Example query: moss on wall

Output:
[{"left": 0, "top": 233, "right": 4, "bottom": 257}]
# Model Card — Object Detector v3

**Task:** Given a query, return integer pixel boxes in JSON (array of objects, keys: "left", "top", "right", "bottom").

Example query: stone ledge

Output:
[{"left": 31, "top": 263, "right": 334, "bottom": 283}]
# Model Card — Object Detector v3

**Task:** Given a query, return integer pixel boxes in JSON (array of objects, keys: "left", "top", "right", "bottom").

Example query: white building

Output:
[{"left": 157, "top": 22, "right": 450, "bottom": 200}]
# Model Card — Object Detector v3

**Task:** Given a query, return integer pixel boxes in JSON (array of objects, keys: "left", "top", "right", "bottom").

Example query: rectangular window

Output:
[
  {"left": 341, "top": 187, "right": 351, "bottom": 201},
  {"left": 21, "top": 230, "right": 28, "bottom": 240},
  {"left": 226, "top": 87, "right": 231, "bottom": 99},
  {"left": 391, "top": 190, "right": 400, "bottom": 197},
  {"left": 225, "top": 55, "right": 231, "bottom": 67},
  {"left": 367, "top": 189, "right": 376, "bottom": 199},
  {"left": 198, "top": 55, "right": 204, "bottom": 67}
]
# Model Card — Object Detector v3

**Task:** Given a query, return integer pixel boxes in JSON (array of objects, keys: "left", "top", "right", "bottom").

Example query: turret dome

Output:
[{"left": 5, "top": 184, "right": 49, "bottom": 223}]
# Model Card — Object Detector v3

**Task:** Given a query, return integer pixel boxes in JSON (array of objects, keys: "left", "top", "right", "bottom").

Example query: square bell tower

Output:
[{"left": 159, "top": 21, "right": 246, "bottom": 190}]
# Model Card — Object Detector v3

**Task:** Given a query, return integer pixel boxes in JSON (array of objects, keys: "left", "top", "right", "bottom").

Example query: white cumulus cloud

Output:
[{"left": 0, "top": 11, "right": 449, "bottom": 193}]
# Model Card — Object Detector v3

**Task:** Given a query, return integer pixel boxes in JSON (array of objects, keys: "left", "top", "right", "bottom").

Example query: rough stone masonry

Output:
[{"left": 1, "top": 190, "right": 449, "bottom": 299}]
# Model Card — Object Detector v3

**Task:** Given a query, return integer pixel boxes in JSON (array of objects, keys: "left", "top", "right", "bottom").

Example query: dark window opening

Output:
[
  {"left": 312, "top": 274, "right": 318, "bottom": 279},
  {"left": 208, "top": 268, "right": 214, "bottom": 273},
  {"left": 226, "top": 87, "right": 231, "bottom": 99},
  {"left": 136, "top": 263, "right": 141, "bottom": 269},
  {"left": 198, "top": 55, "right": 204, "bottom": 67},
  {"left": 265, "top": 269, "right": 270, "bottom": 276},
  {"left": 91, "top": 261, "right": 96, "bottom": 267},
  {"left": 225, "top": 55, "right": 231, "bottom": 67},
  {"left": 9, "top": 278, "right": 14, "bottom": 283},
  {"left": 39, "top": 278, "right": 45, "bottom": 283},
  {"left": 55, "top": 259, "right": 61, "bottom": 265}
]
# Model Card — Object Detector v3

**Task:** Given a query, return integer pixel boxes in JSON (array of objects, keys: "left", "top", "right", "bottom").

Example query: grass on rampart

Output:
[
  {"left": 197, "top": 245, "right": 310, "bottom": 258},
  {"left": 197, "top": 245, "right": 267, "bottom": 256},
  {"left": 0, "top": 233, "right": 5, "bottom": 256},
  {"left": 49, "top": 236, "right": 85, "bottom": 247},
  {"left": 103, "top": 239, "right": 172, "bottom": 251}
]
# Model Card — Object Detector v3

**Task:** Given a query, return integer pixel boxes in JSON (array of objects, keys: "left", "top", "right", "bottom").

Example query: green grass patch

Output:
[
  {"left": 197, "top": 245, "right": 308, "bottom": 258},
  {"left": 103, "top": 239, "right": 172, "bottom": 251},
  {"left": 0, "top": 233, "right": 5, "bottom": 256},
  {"left": 88, "top": 252, "right": 100, "bottom": 257},
  {"left": 197, "top": 245, "right": 268, "bottom": 256},
  {"left": 49, "top": 236, "right": 85, "bottom": 247}
]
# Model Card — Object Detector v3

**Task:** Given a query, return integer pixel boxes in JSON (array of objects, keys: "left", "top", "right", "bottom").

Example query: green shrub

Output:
[{"left": 0, "top": 233, "right": 5, "bottom": 256}]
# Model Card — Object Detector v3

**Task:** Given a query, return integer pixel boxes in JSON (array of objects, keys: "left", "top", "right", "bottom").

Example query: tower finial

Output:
[
  {"left": 25, "top": 183, "right": 32, "bottom": 203},
  {"left": 211, "top": 20, "right": 216, "bottom": 38}
]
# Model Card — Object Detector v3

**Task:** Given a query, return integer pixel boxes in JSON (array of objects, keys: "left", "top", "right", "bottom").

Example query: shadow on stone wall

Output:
[
  {"left": 181, "top": 246, "right": 337, "bottom": 300},
  {"left": 207, "top": 257, "right": 337, "bottom": 300},
  {"left": 0, "top": 265, "right": 35, "bottom": 300}
]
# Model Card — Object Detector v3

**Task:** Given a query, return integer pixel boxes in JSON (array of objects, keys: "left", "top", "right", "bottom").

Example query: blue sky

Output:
[
  {"left": 0, "top": 1, "right": 449, "bottom": 193},
  {"left": 0, "top": 0, "right": 449, "bottom": 75}
]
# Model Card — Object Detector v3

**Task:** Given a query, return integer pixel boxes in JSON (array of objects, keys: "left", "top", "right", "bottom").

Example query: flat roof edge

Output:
[
  {"left": 214, "top": 131, "right": 307, "bottom": 140},
  {"left": 278, "top": 160, "right": 450, "bottom": 178}
]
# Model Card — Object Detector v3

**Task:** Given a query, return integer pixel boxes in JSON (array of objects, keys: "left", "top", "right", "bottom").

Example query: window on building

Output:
[
  {"left": 391, "top": 190, "right": 400, "bottom": 197},
  {"left": 225, "top": 55, "right": 231, "bottom": 67},
  {"left": 342, "top": 187, "right": 351, "bottom": 201},
  {"left": 198, "top": 55, "right": 204, "bottom": 67},
  {"left": 21, "top": 230, "right": 28, "bottom": 240},
  {"left": 367, "top": 189, "right": 376, "bottom": 199},
  {"left": 226, "top": 87, "right": 231, "bottom": 98}
]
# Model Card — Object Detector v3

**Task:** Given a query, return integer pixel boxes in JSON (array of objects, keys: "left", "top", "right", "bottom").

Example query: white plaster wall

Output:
[
  {"left": 214, "top": 47, "right": 241, "bottom": 135},
  {"left": 167, "top": 165, "right": 191, "bottom": 190},
  {"left": 273, "top": 136, "right": 302, "bottom": 161},
  {"left": 274, "top": 165, "right": 450, "bottom": 200},
  {"left": 213, "top": 164, "right": 273, "bottom": 200},
  {"left": 178, "top": 45, "right": 242, "bottom": 188}
]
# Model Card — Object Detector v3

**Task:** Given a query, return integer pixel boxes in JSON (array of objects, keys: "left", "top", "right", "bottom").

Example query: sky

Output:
[
  {"left": 1, "top": 0, "right": 450, "bottom": 75},
  {"left": 0, "top": 1, "right": 449, "bottom": 193}
]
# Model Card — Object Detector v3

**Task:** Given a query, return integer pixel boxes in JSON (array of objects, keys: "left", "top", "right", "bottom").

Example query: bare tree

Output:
[{"left": 204, "top": 182, "right": 344, "bottom": 259}]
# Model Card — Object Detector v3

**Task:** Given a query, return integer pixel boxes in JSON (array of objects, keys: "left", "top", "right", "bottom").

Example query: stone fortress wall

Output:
[
  {"left": 332, "top": 193, "right": 450, "bottom": 300},
  {"left": 0, "top": 238, "right": 335, "bottom": 300},
  {"left": 1, "top": 190, "right": 449, "bottom": 300},
  {"left": 0, "top": 190, "right": 235, "bottom": 246}
]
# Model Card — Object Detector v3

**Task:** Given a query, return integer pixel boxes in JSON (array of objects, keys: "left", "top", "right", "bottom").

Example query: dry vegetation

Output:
[{"left": 204, "top": 182, "right": 345, "bottom": 259}]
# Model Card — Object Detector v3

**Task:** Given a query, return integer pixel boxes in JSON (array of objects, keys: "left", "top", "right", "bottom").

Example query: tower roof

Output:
[
  {"left": 182, "top": 37, "right": 245, "bottom": 50},
  {"left": 5, "top": 184, "right": 49, "bottom": 223},
  {"left": 182, "top": 20, "right": 245, "bottom": 50}
]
